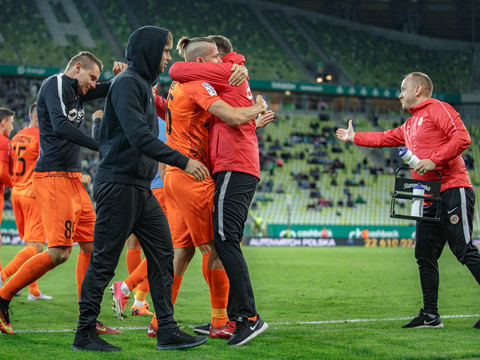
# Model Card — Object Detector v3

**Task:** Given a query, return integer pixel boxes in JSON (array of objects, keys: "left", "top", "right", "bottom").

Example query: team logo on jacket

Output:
[
  {"left": 418, "top": 117, "right": 423, "bottom": 126},
  {"left": 68, "top": 108, "right": 77, "bottom": 122},
  {"left": 450, "top": 214, "right": 459, "bottom": 225},
  {"left": 202, "top": 83, "right": 217, "bottom": 96},
  {"left": 68, "top": 108, "right": 85, "bottom": 126}
]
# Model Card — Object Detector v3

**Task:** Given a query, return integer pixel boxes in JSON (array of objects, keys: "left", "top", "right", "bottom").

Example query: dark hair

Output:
[
  {"left": 208, "top": 35, "right": 233, "bottom": 57},
  {"left": 65, "top": 51, "right": 103, "bottom": 73},
  {"left": 0, "top": 107, "right": 15, "bottom": 122}
]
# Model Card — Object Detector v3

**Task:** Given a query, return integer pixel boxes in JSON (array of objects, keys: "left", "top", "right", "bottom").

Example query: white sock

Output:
[
  {"left": 134, "top": 299, "right": 145, "bottom": 308},
  {"left": 120, "top": 282, "right": 131, "bottom": 296}
]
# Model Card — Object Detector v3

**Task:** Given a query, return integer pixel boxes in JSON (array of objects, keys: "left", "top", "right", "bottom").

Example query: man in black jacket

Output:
[
  {"left": 0, "top": 52, "right": 122, "bottom": 336},
  {"left": 73, "top": 26, "right": 209, "bottom": 352}
]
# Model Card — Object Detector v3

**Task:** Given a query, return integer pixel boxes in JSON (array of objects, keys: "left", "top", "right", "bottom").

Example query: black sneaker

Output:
[
  {"left": 71, "top": 331, "right": 122, "bottom": 351},
  {"left": 227, "top": 315, "right": 268, "bottom": 346},
  {"left": 402, "top": 309, "right": 444, "bottom": 328},
  {"left": 193, "top": 323, "right": 210, "bottom": 335},
  {"left": 473, "top": 319, "right": 480, "bottom": 329},
  {"left": 156, "top": 327, "right": 208, "bottom": 350}
]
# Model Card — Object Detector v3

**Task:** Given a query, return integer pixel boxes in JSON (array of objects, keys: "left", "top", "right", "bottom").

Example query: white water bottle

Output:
[
  {"left": 411, "top": 183, "right": 425, "bottom": 217},
  {"left": 399, "top": 147, "right": 420, "bottom": 167}
]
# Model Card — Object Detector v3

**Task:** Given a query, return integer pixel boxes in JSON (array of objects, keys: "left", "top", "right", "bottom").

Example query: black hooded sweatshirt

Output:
[{"left": 95, "top": 26, "right": 189, "bottom": 187}]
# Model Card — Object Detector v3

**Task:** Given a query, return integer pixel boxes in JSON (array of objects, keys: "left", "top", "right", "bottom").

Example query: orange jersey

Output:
[
  {"left": 11, "top": 127, "right": 39, "bottom": 192},
  {"left": 165, "top": 81, "right": 221, "bottom": 169}
]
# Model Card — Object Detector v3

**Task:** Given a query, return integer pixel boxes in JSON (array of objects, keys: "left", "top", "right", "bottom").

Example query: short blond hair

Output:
[
  {"left": 29, "top": 102, "right": 37, "bottom": 119},
  {"left": 405, "top": 72, "right": 433, "bottom": 97},
  {"left": 0, "top": 107, "right": 14, "bottom": 122},
  {"left": 65, "top": 51, "right": 103, "bottom": 73}
]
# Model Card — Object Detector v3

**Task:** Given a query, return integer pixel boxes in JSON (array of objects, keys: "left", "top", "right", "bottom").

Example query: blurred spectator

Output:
[
  {"left": 275, "top": 183, "right": 285, "bottom": 194},
  {"left": 356, "top": 195, "right": 366, "bottom": 204},
  {"left": 464, "top": 152, "right": 474, "bottom": 170}
]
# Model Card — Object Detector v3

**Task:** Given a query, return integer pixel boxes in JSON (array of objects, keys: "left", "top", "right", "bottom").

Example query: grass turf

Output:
[{"left": 1, "top": 245, "right": 480, "bottom": 359}]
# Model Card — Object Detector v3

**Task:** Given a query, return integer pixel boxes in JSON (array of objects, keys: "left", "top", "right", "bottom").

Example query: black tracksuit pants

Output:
[
  {"left": 415, "top": 187, "right": 480, "bottom": 314},
  {"left": 77, "top": 181, "right": 177, "bottom": 333},
  {"left": 212, "top": 171, "right": 258, "bottom": 320}
]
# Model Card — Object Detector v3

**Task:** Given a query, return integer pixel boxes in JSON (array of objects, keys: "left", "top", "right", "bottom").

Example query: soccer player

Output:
[
  {"left": 0, "top": 102, "right": 52, "bottom": 301},
  {"left": 336, "top": 72, "right": 480, "bottom": 329},
  {"left": 73, "top": 26, "right": 210, "bottom": 352},
  {"left": 0, "top": 108, "right": 14, "bottom": 275},
  {"left": 0, "top": 52, "right": 122, "bottom": 335},
  {"left": 159, "top": 36, "right": 270, "bottom": 345},
  {"left": 123, "top": 234, "right": 153, "bottom": 316},
  {"left": 113, "top": 36, "right": 268, "bottom": 340},
  {"left": 168, "top": 35, "right": 274, "bottom": 346}
]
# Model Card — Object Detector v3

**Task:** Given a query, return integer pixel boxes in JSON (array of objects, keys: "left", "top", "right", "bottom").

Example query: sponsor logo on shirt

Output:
[{"left": 202, "top": 82, "right": 217, "bottom": 96}]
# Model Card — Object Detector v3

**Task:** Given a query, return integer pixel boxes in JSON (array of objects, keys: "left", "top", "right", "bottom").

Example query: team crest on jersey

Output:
[
  {"left": 450, "top": 214, "right": 459, "bottom": 224},
  {"left": 246, "top": 86, "right": 253, "bottom": 100},
  {"left": 68, "top": 108, "right": 85, "bottom": 126},
  {"left": 202, "top": 83, "right": 217, "bottom": 96}
]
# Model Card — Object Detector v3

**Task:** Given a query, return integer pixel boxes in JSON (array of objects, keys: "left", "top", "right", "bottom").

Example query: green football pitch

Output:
[{"left": 1, "top": 244, "right": 480, "bottom": 359}]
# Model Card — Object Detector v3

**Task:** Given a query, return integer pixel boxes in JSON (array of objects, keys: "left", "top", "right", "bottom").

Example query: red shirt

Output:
[
  {"left": 0, "top": 133, "right": 12, "bottom": 188},
  {"left": 354, "top": 98, "right": 472, "bottom": 192},
  {"left": 169, "top": 52, "right": 260, "bottom": 179}
]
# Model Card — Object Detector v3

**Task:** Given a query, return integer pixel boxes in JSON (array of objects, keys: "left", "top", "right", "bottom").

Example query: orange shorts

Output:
[
  {"left": 32, "top": 172, "right": 95, "bottom": 247},
  {"left": 152, "top": 187, "right": 167, "bottom": 215},
  {"left": 164, "top": 170, "right": 214, "bottom": 248},
  {"left": 11, "top": 187, "right": 46, "bottom": 243}
]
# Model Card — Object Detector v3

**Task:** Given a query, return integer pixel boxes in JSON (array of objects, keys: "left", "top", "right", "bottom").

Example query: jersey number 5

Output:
[{"left": 13, "top": 145, "right": 26, "bottom": 176}]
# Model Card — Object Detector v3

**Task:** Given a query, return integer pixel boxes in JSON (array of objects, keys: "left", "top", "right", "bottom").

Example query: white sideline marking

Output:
[{"left": 13, "top": 314, "right": 480, "bottom": 334}]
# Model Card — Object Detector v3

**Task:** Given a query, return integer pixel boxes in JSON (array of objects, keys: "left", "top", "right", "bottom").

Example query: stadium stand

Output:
[
  {"left": 296, "top": 15, "right": 474, "bottom": 92},
  {"left": 0, "top": 0, "right": 475, "bottom": 92},
  {"left": 265, "top": 9, "right": 322, "bottom": 73},
  {"left": 131, "top": 0, "right": 306, "bottom": 81}
]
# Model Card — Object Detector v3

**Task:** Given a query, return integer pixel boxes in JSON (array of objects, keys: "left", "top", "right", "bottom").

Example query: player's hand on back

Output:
[
  {"left": 229, "top": 64, "right": 248, "bottom": 86},
  {"left": 113, "top": 61, "right": 127, "bottom": 76},
  {"left": 184, "top": 159, "right": 209, "bottom": 181}
]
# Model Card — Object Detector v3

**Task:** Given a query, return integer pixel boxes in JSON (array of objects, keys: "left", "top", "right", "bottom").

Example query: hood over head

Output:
[{"left": 125, "top": 26, "right": 169, "bottom": 83}]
